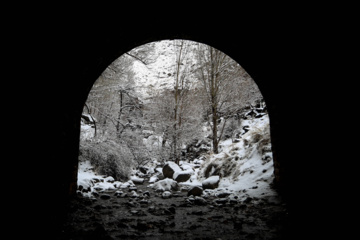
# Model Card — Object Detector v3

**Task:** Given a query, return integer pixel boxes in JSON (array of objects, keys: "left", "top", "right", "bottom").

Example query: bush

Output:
[{"left": 79, "top": 140, "right": 135, "bottom": 181}]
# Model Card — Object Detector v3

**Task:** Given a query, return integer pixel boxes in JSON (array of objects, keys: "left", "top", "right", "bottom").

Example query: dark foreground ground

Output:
[{"left": 56, "top": 181, "right": 289, "bottom": 240}]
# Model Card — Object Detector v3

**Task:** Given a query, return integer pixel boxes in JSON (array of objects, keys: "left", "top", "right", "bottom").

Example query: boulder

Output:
[
  {"left": 173, "top": 171, "right": 192, "bottom": 182},
  {"left": 130, "top": 176, "right": 144, "bottom": 184},
  {"left": 162, "top": 161, "right": 182, "bottom": 178},
  {"left": 152, "top": 178, "right": 179, "bottom": 192},
  {"left": 139, "top": 166, "right": 148, "bottom": 174},
  {"left": 202, "top": 175, "right": 220, "bottom": 189},
  {"left": 163, "top": 161, "right": 194, "bottom": 182},
  {"left": 187, "top": 186, "right": 203, "bottom": 197},
  {"left": 100, "top": 194, "right": 111, "bottom": 200},
  {"left": 149, "top": 175, "right": 159, "bottom": 183},
  {"left": 162, "top": 162, "right": 178, "bottom": 178},
  {"left": 194, "top": 196, "right": 207, "bottom": 205}
]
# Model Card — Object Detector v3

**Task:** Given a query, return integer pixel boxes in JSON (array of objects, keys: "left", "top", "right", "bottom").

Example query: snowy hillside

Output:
[{"left": 131, "top": 40, "right": 198, "bottom": 101}]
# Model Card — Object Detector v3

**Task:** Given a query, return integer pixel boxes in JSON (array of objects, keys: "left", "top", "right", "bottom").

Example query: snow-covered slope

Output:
[
  {"left": 132, "top": 40, "right": 198, "bottom": 101},
  {"left": 170, "top": 114, "right": 275, "bottom": 200}
]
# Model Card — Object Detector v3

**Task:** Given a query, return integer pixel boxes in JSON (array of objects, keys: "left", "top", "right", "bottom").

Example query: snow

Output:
[
  {"left": 150, "top": 178, "right": 178, "bottom": 192},
  {"left": 131, "top": 40, "right": 199, "bottom": 102},
  {"left": 77, "top": 160, "right": 132, "bottom": 197},
  {"left": 162, "top": 191, "right": 172, "bottom": 198},
  {"left": 130, "top": 175, "right": 144, "bottom": 184},
  {"left": 203, "top": 175, "right": 220, "bottom": 185},
  {"left": 165, "top": 161, "right": 182, "bottom": 173}
]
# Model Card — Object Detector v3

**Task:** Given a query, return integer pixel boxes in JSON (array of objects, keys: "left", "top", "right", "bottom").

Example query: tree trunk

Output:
[
  {"left": 116, "top": 91, "right": 123, "bottom": 136},
  {"left": 173, "top": 40, "right": 184, "bottom": 164},
  {"left": 210, "top": 47, "right": 219, "bottom": 154},
  {"left": 212, "top": 105, "right": 219, "bottom": 154}
]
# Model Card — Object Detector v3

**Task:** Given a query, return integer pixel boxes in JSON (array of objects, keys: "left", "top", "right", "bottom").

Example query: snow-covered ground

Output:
[
  {"left": 78, "top": 114, "right": 276, "bottom": 201},
  {"left": 163, "top": 114, "right": 275, "bottom": 201},
  {"left": 77, "top": 160, "right": 136, "bottom": 198}
]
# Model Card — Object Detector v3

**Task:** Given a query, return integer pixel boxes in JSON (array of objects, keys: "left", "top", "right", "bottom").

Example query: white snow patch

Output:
[{"left": 203, "top": 175, "right": 220, "bottom": 185}]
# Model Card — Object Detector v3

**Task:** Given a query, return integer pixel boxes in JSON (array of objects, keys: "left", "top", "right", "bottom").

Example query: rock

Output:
[
  {"left": 152, "top": 178, "right": 179, "bottom": 192},
  {"left": 143, "top": 191, "right": 150, "bottom": 197},
  {"left": 173, "top": 171, "right": 192, "bottom": 182},
  {"left": 194, "top": 196, "right": 207, "bottom": 205},
  {"left": 191, "top": 210, "right": 204, "bottom": 215},
  {"left": 202, "top": 175, "right": 220, "bottom": 189},
  {"left": 168, "top": 207, "right": 176, "bottom": 214},
  {"left": 100, "top": 194, "right": 111, "bottom": 200},
  {"left": 130, "top": 176, "right": 144, "bottom": 184},
  {"left": 162, "top": 161, "right": 182, "bottom": 179},
  {"left": 216, "top": 192, "right": 231, "bottom": 198},
  {"left": 140, "top": 199, "right": 149, "bottom": 204},
  {"left": 114, "top": 190, "right": 123, "bottom": 197},
  {"left": 130, "top": 191, "right": 139, "bottom": 198},
  {"left": 244, "top": 197, "right": 253, "bottom": 203},
  {"left": 136, "top": 221, "right": 149, "bottom": 231},
  {"left": 187, "top": 186, "right": 203, "bottom": 197},
  {"left": 172, "top": 193, "right": 181, "bottom": 198},
  {"left": 214, "top": 198, "right": 228, "bottom": 204},
  {"left": 128, "top": 186, "right": 137, "bottom": 192},
  {"left": 149, "top": 175, "right": 159, "bottom": 183},
  {"left": 162, "top": 191, "right": 172, "bottom": 199},
  {"left": 120, "top": 193, "right": 128, "bottom": 198},
  {"left": 104, "top": 176, "right": 115, "bottom": 183},
  {"left": 139, "top": 166, "right": 148, "bottom": 174}
]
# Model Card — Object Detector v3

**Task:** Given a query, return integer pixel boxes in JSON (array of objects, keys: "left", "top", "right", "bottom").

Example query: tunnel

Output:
[{"left": 24, "top": 20, "right": 311, "bottom": 238}]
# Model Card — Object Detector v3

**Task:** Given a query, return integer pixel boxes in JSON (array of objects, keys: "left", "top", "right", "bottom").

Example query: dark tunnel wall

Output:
[{"left": 11, "top": 6, "right": 347, "bottom": 237}]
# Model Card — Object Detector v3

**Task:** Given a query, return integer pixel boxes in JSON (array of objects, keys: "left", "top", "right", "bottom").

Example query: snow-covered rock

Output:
[
  {"left": 173, "top": 170, "right": 193, "bottom": 182},
  {"left": 162, "top": 191, "right": 172, "bottom": 199},
  {"left": 151, "top": 178, "right": 179, "bottom": 192},
  {"left": 104, "top": 176, "right": 115, "bottom": 183},
  {"left": 162, "top": 161, "right": 194, "bottom": 182},
  {"left": 162, "top": 161, "right": 182, "bottom": 179},
  {"left": 202, "top": 176, "right": 220, "bottom": 189},
  {"left": 149, "top": 175, "right": 159, "bottom": 183},
  {"left": 130, "top": 176, "right": 145, "bottom": 184}
]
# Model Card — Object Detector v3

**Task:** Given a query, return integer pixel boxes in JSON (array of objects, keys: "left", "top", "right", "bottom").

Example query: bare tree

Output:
[
  {"left": 195, "top": 44, "right": 261, "bottom": 153},
  {"left": 145, "top": 40, "right": 203, "bottom": 164}
]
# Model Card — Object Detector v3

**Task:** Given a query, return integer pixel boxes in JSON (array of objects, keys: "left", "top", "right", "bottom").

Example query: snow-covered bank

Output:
[{"left": 166, "top": 114, "right": 276, "bottom": 201}]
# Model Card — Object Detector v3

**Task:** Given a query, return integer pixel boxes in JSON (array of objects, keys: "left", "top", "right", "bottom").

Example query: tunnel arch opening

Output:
[{"left": 77, "top": 39, "right": 276, "bottom": 200}]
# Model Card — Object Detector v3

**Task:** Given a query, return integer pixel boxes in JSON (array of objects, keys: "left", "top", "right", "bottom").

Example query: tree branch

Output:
[
  {"left": 125, "top": 52, "right": 148, "bottom": 65},
  {"left": 84, "top": 103, "right": 97, "bottom": 137}
]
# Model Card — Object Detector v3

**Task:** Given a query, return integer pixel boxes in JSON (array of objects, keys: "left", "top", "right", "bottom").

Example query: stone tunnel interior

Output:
[{"left": 25, "top": 23, "right": 313, "bottom": 239}]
